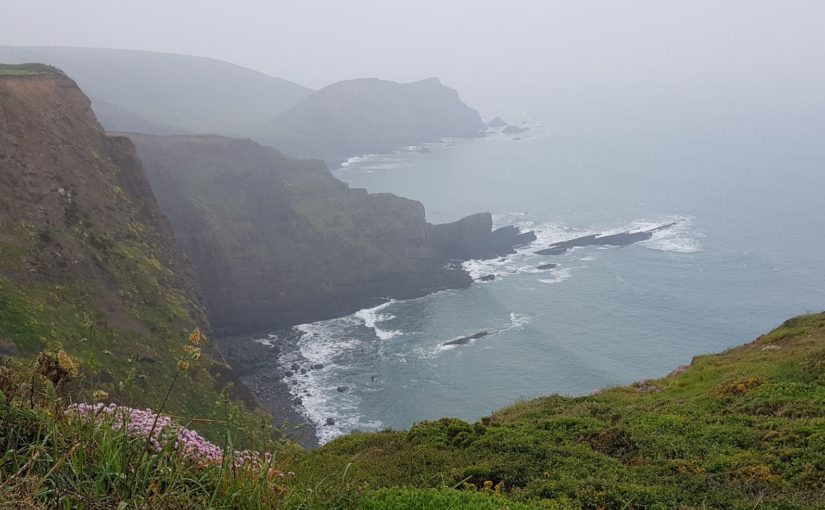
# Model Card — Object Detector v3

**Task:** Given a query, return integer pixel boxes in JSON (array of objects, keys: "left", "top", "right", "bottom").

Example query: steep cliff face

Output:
[
  {"left": 127, "top": 134, "right": 528, "bottom": 336},
  {"left": 260, "top": 77, "right": 487, "bottom": 162},
  {"left": 0, "top": 64, "right": 258, "bottom": 419}
]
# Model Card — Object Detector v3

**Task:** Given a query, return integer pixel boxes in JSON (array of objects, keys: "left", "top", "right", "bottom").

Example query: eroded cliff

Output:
[
  {"left": 127, "top": 134, "right": 531, "bottom": 336},
  {"left": 0, "top": 64, "right": 260, "bottom": 422}
]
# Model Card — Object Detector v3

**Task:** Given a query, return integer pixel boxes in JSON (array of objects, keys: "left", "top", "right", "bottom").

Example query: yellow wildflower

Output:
[
  {"left": 183, "top": 345, "right": 202, "bottom": 360},
  {"left": 189, "top": 327, "right": 204, "bottom": 346},
  {"left": 57, "top": 350, "right": 80, "bottom": 378},
  {"left": 177, "top": 360, "right": 190, "bottom": 372}
]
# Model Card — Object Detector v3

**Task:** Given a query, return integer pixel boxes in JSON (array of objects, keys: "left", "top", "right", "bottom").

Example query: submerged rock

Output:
[
  {"left": 325, "top": 417, "right": 336, "bottom": 426},
  {"left": 444, "top": 331, "right": 492, "bottom": 346},
  {"left": 537, "top": 263, "right": 557, "bottom": 270},
  {"left": 479, "top": 274, "right": 495, "bottom": 282},
  {"left": 337, "top": 386, "right": 348, "bottom": 393}
]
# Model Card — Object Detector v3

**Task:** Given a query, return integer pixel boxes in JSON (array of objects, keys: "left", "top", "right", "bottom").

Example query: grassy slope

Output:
[
  {"left": 1, "top": 312, "right": 823, "bottom": 508},
  {"left": 283, "top": 313, "right": 825, "bottom": 509},
  {"left": 0, "top": 63, "right": 64, "bottom": 76}
]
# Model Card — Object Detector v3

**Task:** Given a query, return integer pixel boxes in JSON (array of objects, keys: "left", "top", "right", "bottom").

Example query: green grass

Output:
[
  {"left": 1, "top": 313, "right": 823, "bottom": 508},
  {"left": 0, "top": 63, "right": 65, "bottom": 77}
]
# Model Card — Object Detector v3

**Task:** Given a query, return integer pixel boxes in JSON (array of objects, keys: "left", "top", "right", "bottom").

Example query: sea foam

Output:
[{"left": 354, "top": 300, "right": 402, "bottom": 340}]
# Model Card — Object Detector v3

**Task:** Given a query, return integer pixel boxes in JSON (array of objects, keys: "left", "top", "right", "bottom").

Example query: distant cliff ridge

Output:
[
  {"left": 0, "top": 46, "right": 313, "bottom": 137},
  {"left": 127, "top": 134, "right": 531, "bottom": 336},
  {"left": 259, "top": 77, "right": 487, "bottom": 162},
  {"left": 0, "top": 48, "right": 488, "bottom": 164}
]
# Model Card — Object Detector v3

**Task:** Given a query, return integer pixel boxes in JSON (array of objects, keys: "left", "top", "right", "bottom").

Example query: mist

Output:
[{"left": 4, "top": 0, "right": 825, "bottom": 116}]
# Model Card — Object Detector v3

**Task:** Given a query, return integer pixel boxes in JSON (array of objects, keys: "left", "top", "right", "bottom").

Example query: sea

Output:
[{"left": 253, "top": 105, "right": 825, "bottom": 444}]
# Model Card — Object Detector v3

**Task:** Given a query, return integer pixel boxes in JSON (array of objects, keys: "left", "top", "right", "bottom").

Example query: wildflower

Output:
[
  {"left": 67, "top": 402, "right": 283, "bottom": 476},
  {"left": 177, "top": 360, "right": 190, "bottom": 372},
  {"left": 182, "top": 345, "right": 202, "bottom": 360},
  {"left": 188, "top": 327, "right": 204, "bottom": 346},
  {"left": 92, "top": 389, "right": 109, "bottom": 402}
]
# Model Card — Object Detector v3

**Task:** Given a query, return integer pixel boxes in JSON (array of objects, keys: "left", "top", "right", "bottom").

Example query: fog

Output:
[{"left": 4, "top": 0, "right": 825, "bottom": 116}]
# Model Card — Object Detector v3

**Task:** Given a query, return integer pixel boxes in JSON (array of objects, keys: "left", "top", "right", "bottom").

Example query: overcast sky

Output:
[{"left": 4, "top": 1, "right": 825, "bottom": 114}]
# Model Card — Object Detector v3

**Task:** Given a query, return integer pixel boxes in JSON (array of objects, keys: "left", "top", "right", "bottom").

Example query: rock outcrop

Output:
[
  {"left": 488, "top": 116, "right": 529, "bottom": 134},
  {"left": 487, "top": 116, "right": 508, "bottom": 128},
  {"left": 535, "top": 222, "right": 679, "bottom": 256},
  {"left": 260, "top": 77, "right": 487, "bottom": 163},
  {"left": 430, "top": 214, "right": 536, "bottom": 260},
  {"left": 127, "top": 134, "right": 531, "bottom": 336}
]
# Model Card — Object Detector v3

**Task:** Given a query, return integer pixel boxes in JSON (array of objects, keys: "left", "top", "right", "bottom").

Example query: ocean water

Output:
[{"left": 256, "top": 109, "right": 825, "bottom": 444}]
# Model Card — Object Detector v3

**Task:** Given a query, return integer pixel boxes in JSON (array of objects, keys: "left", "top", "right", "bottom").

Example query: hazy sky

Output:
[{"left": 4, "top": 1, "right": 825, "bottom": 114}]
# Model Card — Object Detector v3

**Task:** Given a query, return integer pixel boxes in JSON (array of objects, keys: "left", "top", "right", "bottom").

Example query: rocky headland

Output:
[
  {"left": 127, "top": 134, "right": 533, "bottom": 338},
  {"left": 260, "top": 77, "right": 487, "bottom": 162}
]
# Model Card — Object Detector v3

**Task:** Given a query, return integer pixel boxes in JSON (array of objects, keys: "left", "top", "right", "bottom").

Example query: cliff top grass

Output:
[
  {"left": 0, "top": 63, "right": 66, "bottom": 77},
  {"left": 1, "top": 312, "right": 823, "bottom": 508}
]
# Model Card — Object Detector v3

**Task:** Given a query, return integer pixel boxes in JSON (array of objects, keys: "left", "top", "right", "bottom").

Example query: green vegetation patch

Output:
[{"left": 0, "top": 63, "right": 66, "bottom": 77}]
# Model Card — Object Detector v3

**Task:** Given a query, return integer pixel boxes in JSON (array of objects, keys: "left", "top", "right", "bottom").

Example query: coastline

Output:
[
  {"left": 213, "top": 137, "right": 529, "bottom": 447},
  {"left": 218, "top": 331, "right": 320, "bottom": 448}
]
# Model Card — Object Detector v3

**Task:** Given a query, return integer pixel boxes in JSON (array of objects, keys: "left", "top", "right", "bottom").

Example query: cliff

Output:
[
  {"left": 0, "top": 64, "right": 260, "bottom": 422},
  {"left": 260, "top": 77, "right": 487, "bottom": 162},
  {"left": 126, "top": 134, "right": 529, "bottom": 336}
]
